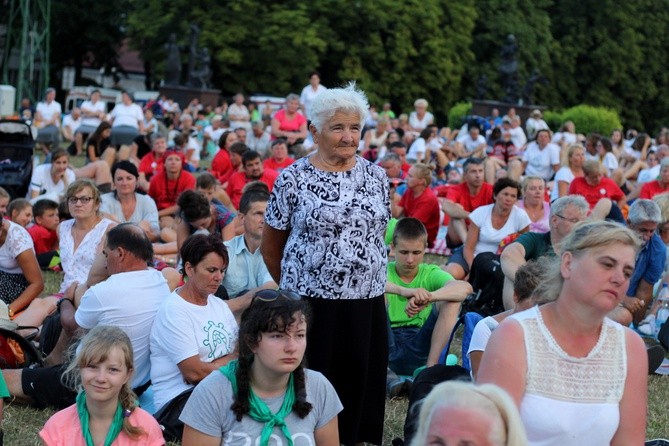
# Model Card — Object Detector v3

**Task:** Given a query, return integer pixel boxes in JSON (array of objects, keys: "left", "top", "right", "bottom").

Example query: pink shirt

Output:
[{"left": 40, "top": 405, "right": 164, "bottom": 446}]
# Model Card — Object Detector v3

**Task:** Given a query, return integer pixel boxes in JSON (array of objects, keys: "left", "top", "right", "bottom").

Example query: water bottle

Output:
[{"left": 655, "top": 284, "right": 669, "bottom": 335}]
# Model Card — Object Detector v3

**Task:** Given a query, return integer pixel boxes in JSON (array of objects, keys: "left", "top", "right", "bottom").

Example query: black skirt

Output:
[
  {"left": 304, "top": 294, "right": 388, "bottom": 445},
  {"left": 0, "top": 270, "right": 29, "bottom": 305}
]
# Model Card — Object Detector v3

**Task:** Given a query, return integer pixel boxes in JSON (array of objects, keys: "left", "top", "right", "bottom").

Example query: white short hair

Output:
[{"left": 309, "top": 82, "right": 369, "bottom": 132}]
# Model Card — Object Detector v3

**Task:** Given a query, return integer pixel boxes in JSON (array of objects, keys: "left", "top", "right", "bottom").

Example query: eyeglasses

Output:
[
  {"left": 68, "top": 196, "right": 94, "bottom": 205},
  {"left": 254, "top": 289, "right": 301, "bottom": 302},
  {"left": 555, "top": 214, "right": 581, "bottom": 224}
]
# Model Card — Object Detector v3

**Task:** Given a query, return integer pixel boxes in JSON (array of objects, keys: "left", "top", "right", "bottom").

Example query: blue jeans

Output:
[{"left": 387, "top": 307, "right": 438, "bottom": 376}]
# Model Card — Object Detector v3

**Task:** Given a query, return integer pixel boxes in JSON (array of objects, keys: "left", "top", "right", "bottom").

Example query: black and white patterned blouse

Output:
[{"left": 265, "top": 155, "right": 391, "bottom": 300}]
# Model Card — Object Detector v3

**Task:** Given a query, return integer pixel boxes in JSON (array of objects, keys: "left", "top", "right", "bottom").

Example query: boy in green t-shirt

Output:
[{"left": 385, "top": 217, "right": 472, "bottom": 376}]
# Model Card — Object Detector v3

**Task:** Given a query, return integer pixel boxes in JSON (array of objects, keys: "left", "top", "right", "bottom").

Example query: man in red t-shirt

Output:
[
  {"left": 138, "top": 134, "right": 167, "bottom": 191},
  {"left": 263, "top": 139, "right": 295, "bottom": 173},
  {"left": 640, "top": 158, "right": 669, "bottom": 199},
  {"left": 438, "top": 158, "right": 493, "bottom": 247},
  {"left": 227, "top": 150, "right": 279, "bottom": 209},
  {"left": 392, "top": 164, "right": 440, "bottom": 248},
  {"left": 569, "top": 160, "right": 626, "bottom": 222}
]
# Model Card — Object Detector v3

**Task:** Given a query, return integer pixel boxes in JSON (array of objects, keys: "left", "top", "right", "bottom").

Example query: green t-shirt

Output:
[
  {"left": 387, "top": 262, "right": 453, "bottom": 328},
  {"left": 517, "top": 231, "right": 554, "bottom": 260}
]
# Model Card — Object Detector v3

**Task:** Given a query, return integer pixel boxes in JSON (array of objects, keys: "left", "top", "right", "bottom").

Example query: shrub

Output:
[
  {"left": 448, "top": 102, "right": 472, "bottom": 129},
  {"left": 543, "top": 110, "right": 563, "bottom": 132},
  {"left": 559, "top": 105, "right": 622, "bottom": 136}
]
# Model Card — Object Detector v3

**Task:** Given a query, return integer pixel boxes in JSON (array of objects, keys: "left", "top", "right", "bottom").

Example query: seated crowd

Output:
[{"left": 1, "top": 90, "right": 668, "bottom": 445}]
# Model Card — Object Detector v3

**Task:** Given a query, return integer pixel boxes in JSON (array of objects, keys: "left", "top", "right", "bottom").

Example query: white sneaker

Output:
[{"left": 638, "top": 314, "right": 656, "bottom": 336}]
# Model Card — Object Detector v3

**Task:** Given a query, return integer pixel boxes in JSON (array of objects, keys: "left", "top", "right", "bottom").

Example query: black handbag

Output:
[{"left": 153, "top": 387, "right": 194, "bottom": 442}]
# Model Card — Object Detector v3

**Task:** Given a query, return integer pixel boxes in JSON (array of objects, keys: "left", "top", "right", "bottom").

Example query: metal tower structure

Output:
[{"left": 1, "top": 0, "right": 51, "bottom": 110}]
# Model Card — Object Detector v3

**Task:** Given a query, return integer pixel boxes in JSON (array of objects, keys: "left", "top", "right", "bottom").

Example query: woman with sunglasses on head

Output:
[
  {"left": 40, "top": 325, "right": 164, "bottom": 446},
  {"left": 181, "top": 291, "right": 342, "bottom": 446},
  {"left": 150, "top": 233, "right": 248, "bottom": 442}
]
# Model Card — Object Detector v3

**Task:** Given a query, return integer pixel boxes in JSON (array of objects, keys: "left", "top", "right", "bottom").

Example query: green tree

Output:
[
  {"left": 311, "top": 0, "right": 477, "bottom": 121},
  {"left": 127, "top": 0, "right": 477, "bottom": 121},
  {"left": 548, "top": 0, "right": 669, "bottom": 132},
  {"left": 51, "top": 0, "right": 130, "bottom": 84},
  {"left": 127, "top": 0, "right": 326, "bottom": 96},
  {"left": 464, "top": 0, "right": 557, "bottom": 106}
]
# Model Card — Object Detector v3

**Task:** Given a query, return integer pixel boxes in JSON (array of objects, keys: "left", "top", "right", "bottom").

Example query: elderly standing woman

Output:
[
  {"left": 262, "top": 83, "right": 390, "bottom": 445},
  {"left": 478, "top": 221, "right": 647, "bottom": 445}
]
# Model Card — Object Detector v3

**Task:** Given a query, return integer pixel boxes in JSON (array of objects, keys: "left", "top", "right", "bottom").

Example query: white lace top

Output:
[
  {"left": 511, "top": 306, "right": 626, "bottom": 446},
  {"left": 58, "top": 218, "right": 114, "bottom": 293},
  {"left": 0, "top": 221, "right": 34, "bottom": 274}
]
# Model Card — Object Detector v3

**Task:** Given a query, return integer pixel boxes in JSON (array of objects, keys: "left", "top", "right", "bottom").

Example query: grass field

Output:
[{"left": 5, "top": 152, "right": 669, "bottom": 444}]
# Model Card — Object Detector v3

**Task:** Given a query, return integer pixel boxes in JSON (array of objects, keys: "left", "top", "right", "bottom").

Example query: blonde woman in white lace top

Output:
[{"left": 478, "top": 221, "right": 647, "bottom": 446}]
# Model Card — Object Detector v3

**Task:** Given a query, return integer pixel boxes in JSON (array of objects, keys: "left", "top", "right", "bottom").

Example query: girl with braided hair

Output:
[
  {"left": 181, "top": 291, "right": 342, "bottom": 446},
  {"left": 40, "top": 325, "right": 164, "bottom": 445}
]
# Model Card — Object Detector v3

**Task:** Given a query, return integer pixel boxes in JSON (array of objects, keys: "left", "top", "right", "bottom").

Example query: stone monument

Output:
[
  {"left": 159, "top": 24, "right": 220, "bottom": 109},
  {"left": 472, "top": 35, "right": 547, "bottom": 125}
]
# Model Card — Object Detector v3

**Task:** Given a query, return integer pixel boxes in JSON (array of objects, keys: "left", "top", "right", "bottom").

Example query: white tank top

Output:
[{"left": 511, "top": 306, "right": 626, "bottom": 446}]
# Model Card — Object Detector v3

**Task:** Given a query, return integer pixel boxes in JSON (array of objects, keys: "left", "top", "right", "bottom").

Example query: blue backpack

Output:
[{"left": 437, "top": 311, "right": 484, "bottom": 371}]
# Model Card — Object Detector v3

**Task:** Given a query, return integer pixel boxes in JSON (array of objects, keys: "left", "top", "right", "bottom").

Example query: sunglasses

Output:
[{"left": 254, "top": 289, "right": 301, "bottom": 302}]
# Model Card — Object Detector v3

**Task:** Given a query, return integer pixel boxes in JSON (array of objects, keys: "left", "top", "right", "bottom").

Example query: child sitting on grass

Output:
[
  {"left": 27, "top": 199, "right": 60, "bottom": 270},
  {"left": 7, "top": 199, "right": 32, "bottom": 228}
]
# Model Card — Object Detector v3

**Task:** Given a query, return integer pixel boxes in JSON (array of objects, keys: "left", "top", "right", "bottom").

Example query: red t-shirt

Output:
[
  {"left": 138, "top": 152, "right": 164, "bottom": 180},
  {"left": 148, "top": 171, "right": 196, "bottom": 210},
  {"left": 401, "top": 162, "right": 411, "bottom": 173},
  {"left": 568, "top": 176, "right": 624, "bottom": 208},
  {"left": 639, "top": 180, "right": 669, "bottom": 200},
  {"left": 442, "top": 182, "right": 494, "bottom": 212},
  {"left": 263, "top": 157, "right": 295, "bottom": 172},
  {"left": 399, "top": 187, "right": 440, "bottom": 248},
  {"left": 487, "top": 141, "right": 518, "bottom": 163},
  {"left": 211, "top": 148, "right": 233, "bottom": 184},
  {"left": 273, "top": 109, "right": 306, "bottom": 133},
  {"left": 27, "top": 224, "right": 58, "bottom": 254},
  {"left": 227, "top": 169, "right": 279, "bottom": 209}
]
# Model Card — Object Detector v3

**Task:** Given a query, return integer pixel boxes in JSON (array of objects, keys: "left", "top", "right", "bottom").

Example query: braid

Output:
[
  {"left": 231, "top": 353, "right": 253, "bottom": 421},
  {"left": 291, "top": 364, "right": 313, "bottom": 418},
  {"left": 119, "top": 385, "right": 145, "bottom": 439}
]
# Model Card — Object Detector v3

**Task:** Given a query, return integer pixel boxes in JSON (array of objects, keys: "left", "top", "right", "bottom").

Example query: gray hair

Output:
[
  {"left": 309, "top": 82, "right": 369, "bottom": 132},
  {"left": 628, "top": 199, "right": 662, "bottom": 225},
  {"left": 285, "top": 93, "right": 300, "bottom": 102},
  {"left": 380, "top": 153, "right": 401, "bottom": 164},
  {"left": 550, "top": 195, "right": 589, "bottom": 218}
]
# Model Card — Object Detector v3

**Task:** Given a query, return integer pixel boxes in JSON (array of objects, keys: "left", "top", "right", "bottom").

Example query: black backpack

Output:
[
  {"left": 462, "top": 252, "right": 505, "bottom": 317},
  {"left": 397, "top": 365, "right": 471, "bottom": 446}
]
